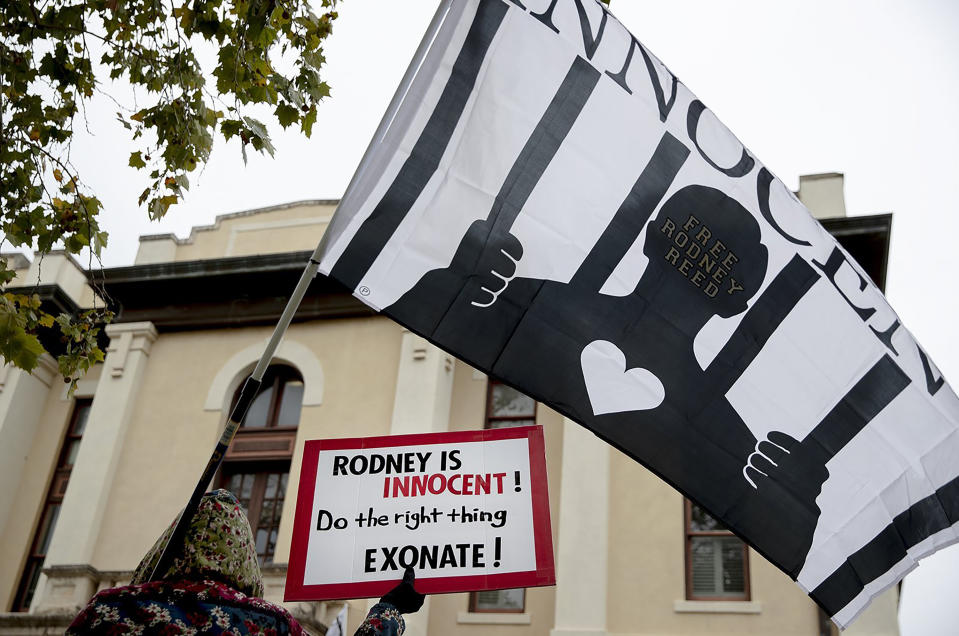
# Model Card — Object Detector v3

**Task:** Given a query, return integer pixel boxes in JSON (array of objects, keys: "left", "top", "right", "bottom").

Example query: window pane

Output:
[
  {"left": 243, "top": 386, "right": 273, "bottom": 428},
  {"left": 37, "top": 504, "right": 61, "bottom": 555},
  {"left": 276, "top": 381, "right": 304, "bottom": 428},
  {"left": 689, "top": 503, "right": 723, "bottom": 532},
  {"left": 268, "top": 529, "right": 278, "bottom": 560},
  {"left": 260, "top": 500, "right": 276, "bottom": 529},
  {"left": 720, "top": 537, "right": 746, "bottom": 593},
  {"left": 64, "top": 440, "right": 81, "bottom": 467},
  {"left": 14, "top": 559, "right": 43, "bottom": 612},
  {"left": 241, "top": 473, "right": 255, "bottom": 501},
  {"left": 690, "top": 536, "right": 718, "bottom": 596},
  {"left": 474, "top": 588, "right": 525, "bottom": 611},
  {"left": 229, "top": 473, "right": 254, "bottom": 515},
  {"left": 223, "top": 467, "right": 288, "bottom": 565},
  {"left": 264, "top": 473, "right": 279, "bottom": 499},
  {"left": 488, "top": 418, "right": 535, "bottom": 429},
  {"left": 490, "top": 384, "right": 535, "bottom": 417},
  {"left": 256, "top": 528, "right": 268, "bottom": 556},
  {"left": 690, "top": 536, "right": 745, "bottom": 597},
  {"left": 72, "top": 403, "right": 92, "bottom": 435}
]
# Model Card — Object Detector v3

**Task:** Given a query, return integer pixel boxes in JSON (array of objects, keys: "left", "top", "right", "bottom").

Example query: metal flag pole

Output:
[
  {"left": 146, "top": 0, "right": 456, "bottom": 585},
  {"left": 146, "top": 251, "right": 321, "bottom": 581}
]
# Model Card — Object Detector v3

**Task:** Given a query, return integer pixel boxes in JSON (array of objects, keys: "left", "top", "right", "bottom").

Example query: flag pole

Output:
[
  {"left": 145, "top": 0, "right": 457, "bottom": 585},
  {"left": 146, "top": 251, "right": 322, "bottom": 582}
]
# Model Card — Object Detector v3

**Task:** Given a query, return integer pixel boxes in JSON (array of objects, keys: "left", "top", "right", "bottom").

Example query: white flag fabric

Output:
[
  {"left": 326, "top": 603, "right": 348, "bottom": 636},
  {"left": 317, "top": 0, "right": 959, "bottom": 627}
]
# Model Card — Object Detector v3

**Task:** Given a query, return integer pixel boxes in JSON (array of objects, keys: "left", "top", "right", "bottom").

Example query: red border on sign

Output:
[{"left": 284, "top": 426, "right": 555, "bottom": 601}]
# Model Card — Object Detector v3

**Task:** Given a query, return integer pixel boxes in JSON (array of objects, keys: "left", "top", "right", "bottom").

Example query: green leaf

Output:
[
  {"left": 301, "top": 106, "right": 317, "bottom": 137},
  {"left": 129, "top": 151, "right": 146, "bottom": 168},
  {"left": 221, "top": 119, "right": 242, "bottom": 141},
  {"left": 0, "top": 0, "right": 341, "bottom": 369},
  {"left": 0, "top": 313, "right": 44, "bottom": 372},
  {"left": 275, "top": 103, "right": 299, "bottom": 129}
]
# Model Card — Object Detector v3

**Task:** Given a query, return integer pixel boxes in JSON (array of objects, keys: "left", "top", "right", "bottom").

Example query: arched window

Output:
[
  {"left": 237, "top": 365, "right": 304, "bottom": 429},
  {"left": 219, "top": 365, "right": 303, "bottom": 564}
]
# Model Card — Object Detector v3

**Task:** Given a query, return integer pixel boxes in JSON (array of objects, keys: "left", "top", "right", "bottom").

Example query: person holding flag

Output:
[{"left": 68, "top": 491, "right": 425, "bottom": 635}]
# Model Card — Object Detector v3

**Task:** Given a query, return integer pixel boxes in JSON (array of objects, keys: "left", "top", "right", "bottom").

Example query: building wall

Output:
[
  {"left": 88, "top": 316, "right": 405, "bottom": 572},
  {"left": 426, "top": 362, "right": 564, "bottom": 635},
  {"left": 135, "top": 201, "right": 337, "bottom": 264},
  {"left": 0, "top": 198, "right": 901, "bottom": 635}
]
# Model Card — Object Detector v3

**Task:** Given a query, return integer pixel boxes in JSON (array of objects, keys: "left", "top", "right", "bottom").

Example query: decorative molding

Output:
[
  {"left": 458, "top": 612, "right": 532, "bottom": 625},
  {"left": 204, "top": 339, "right": 324, "bottom": 411},
  {"left": 104, "top": 322, "right": 158, "bottom": 378},
  {"left": 138, "top": 200, "right": 340, "bottom": 246},
  {"left": 407, "top": 333, "right": 453, "bottom": 372},
  {"left": 32, "top": 354, "right": 59, "bottom": 388},
  {"left": 225, "top": 428, "right": 297, "bottom": 461},
  {"left": 673, "top": 600, "right": 762, "bottom": 614},
  {"left": 225, "top": 216, "right": 332, "bottom": 256},
  {"left": 0, "top": 611, "right": 75, "bottom": 628},
  {"left": 61, "top": 376, "right": 100, "bottom": 401},
  {"left": 412, "top": 337, "right": 428, "bottom": 360},
  {"left": 41, "top": 563, "right": 101, "bottom": 580},
  {"left": 100, "top": 250, "right": 374, "bottom": 330}
]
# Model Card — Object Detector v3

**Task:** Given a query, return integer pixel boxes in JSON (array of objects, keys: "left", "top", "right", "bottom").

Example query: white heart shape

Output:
[{"left": 580, "top": 340, "right": 666, "bottom": 416}]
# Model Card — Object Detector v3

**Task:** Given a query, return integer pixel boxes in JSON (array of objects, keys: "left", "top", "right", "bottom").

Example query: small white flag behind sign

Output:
[
  {"left": 325, "top": 604, "right": 348, "bottom": 636},
  {"left": 316, "top": 0, "right": 959, "bottom": 627}
]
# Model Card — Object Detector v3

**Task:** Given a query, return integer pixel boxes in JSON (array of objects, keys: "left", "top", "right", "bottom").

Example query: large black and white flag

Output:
[{"left": 317, "top": 0, "right": 959, "bottom": 626}]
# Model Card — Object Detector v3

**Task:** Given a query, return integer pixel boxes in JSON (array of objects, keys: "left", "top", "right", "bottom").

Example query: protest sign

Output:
[{"left": 285, "top": 426, "right": 554, "bottom": 601}]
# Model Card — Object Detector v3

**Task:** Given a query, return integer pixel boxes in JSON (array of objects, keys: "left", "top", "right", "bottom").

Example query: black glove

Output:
[{"left": 379, "top": 566, "right": 425, "bottom": 614}]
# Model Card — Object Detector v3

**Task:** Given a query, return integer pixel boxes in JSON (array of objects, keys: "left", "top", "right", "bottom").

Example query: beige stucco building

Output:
[{"left": 0, "top": 175, "right": 901, "bottom": 635}]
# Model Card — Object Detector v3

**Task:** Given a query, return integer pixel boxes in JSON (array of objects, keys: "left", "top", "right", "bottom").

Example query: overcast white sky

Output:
[{"left": 57, "top": 0, "right": 959, "bottom": 632}]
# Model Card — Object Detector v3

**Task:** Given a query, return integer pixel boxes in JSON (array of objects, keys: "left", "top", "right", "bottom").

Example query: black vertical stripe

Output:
[
  {"left": 330, "top": 0, "right": 510, "bottom": 290},
  {"left": 807, "top": 354, "right": 910, "bottom": 457},
  {"left": 570, "top": 132, "right": 690, "bottom": 292},
  {"left": 812, "top": 474, "right": 959, "bottom": 617},
  {"left": 706, "top": 254, "right": 820, "bottom": 383}
]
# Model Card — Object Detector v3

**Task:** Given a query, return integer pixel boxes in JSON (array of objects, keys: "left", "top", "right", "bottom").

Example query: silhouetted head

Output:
[{"left": 641, "top": 185, "right": 768, "bottom": 322}]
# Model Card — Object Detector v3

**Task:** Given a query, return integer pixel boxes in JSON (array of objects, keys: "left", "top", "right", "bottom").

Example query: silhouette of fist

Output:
[
  {"left": 743, "top": 431, "right": 829, "bottom": 498},
  {"left": 450, "top": 220, "right": 523, "bottom": 308},
  {"left": 741, "top": 431, "right": 830, "bottom": 574}
]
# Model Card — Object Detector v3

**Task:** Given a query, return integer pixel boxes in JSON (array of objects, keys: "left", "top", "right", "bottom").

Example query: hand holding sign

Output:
[{"left": 379, "top": 567, "right": 425, "bottom": 614}]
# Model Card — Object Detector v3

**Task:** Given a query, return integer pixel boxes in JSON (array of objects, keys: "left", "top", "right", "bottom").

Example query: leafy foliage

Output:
[{"left": 0, "top": 0, "right": 338, "bottom": 388}]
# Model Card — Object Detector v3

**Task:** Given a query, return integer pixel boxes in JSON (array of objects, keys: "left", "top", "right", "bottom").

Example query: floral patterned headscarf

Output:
[{"left": 131, "top": 489, "right": 264, "bottom": 597}]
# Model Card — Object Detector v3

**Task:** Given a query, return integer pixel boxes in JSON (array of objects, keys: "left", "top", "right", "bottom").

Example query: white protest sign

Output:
[{"left": 285, "top": 426, "right": 554, "bottom": 601}]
